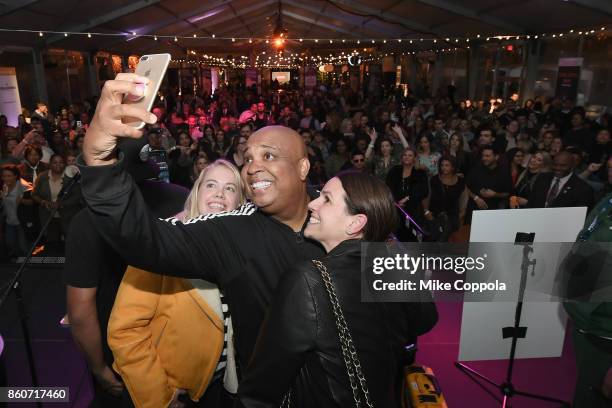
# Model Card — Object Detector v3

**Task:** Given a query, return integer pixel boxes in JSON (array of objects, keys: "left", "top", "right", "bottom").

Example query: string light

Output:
[{"left": 0, "top": 26, "right": 605, "bottom": 49}]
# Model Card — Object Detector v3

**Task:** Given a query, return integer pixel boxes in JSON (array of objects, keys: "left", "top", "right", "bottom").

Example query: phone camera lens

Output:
[{"left": 141, "top": 56, "right": 148, "bottom": 61}]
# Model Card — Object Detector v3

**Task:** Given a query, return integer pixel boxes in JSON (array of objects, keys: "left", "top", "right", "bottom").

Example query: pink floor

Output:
[{"left": 417, "top": 302, "right": 576, "bottom": 407}]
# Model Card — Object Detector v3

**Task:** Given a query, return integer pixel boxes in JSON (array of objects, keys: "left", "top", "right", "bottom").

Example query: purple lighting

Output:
[{"left": 189, "top": 6, "right": 226, "bottom": 23}]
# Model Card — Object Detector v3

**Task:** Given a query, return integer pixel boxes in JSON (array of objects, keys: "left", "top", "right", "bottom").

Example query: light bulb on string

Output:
[
  {"left": 88, "top": 33, "right": 92, "bottom": 38},
  {"left": 38, "top": 31, "right": 43, "bottom": 37}
]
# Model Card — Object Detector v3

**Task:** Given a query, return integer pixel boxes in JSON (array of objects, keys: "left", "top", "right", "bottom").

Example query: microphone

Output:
[{"left": 58, "top": 172, "right": 81, "bottom": 199}]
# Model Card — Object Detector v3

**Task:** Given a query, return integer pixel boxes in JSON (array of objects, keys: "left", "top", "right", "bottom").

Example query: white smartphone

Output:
[{"left": 122, "top": 53, "right": 171, "bottom": 129}]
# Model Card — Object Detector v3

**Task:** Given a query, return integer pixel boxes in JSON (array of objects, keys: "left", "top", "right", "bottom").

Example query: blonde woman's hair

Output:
[{"left": 182, "top": 159, "right": 246, "bottom": 222}]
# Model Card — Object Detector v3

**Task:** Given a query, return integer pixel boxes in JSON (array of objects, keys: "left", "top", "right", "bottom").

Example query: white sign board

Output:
[
  {"left": 272, "top": 71, "right": 290, "bottom": 85},
  {"left": 459, "top": 207, "right": 587, "bottom": 361},
  {"left": 0, "top": 67, "right": 22, "bottom": 127}
]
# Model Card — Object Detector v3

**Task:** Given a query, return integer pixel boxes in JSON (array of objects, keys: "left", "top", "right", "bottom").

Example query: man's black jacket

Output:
[
  {"left": 527, "top": 172, "right": 594, "bottom": 210},
  {"left": 78, "top": 155, "right": 325, "bottom": 370}
]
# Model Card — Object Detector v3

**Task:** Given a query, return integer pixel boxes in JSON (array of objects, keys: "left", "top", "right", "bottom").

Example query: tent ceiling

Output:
[{"left": 0, "top": 0, "right": 610, "bottom": 55}]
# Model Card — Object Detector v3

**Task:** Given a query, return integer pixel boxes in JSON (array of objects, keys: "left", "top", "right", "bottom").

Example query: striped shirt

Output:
[{"left": 214, "top": 292, "right": 231, "bottom": 379}]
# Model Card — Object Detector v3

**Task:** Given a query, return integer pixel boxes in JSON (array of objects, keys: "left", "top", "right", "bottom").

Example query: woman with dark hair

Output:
[
  {"left": 234, "top": 172, "right": 438, "bottom": 408},
  {"left": 365, "top": 125, "right": 409, "bottom": 181},
  {"left": 324, "top": 137, "right": 351, "bottom": 177},
  {"left": 211, "top": 129, "right": 231, "bottom": 159},
  {"left": 446, "top": 132, "right": 470, "bottom": 177},
  {"left": 423, "top": 156, "right": 467, "bottom": 242},
  {"left": 416, "top": 135, "right": 441, "bottom": 176},
  {"left": 202, "top": 125, "right": 215, "bottom": 144},
  {"left": 386, "top": 148, "right": 429, "bottom": 242},
  {"left": 409, "top": 115, "right": 426, "bottom": 145},
  {"left": 226, "top": 135, "right": 248, "bottom": 169},
  {"left": 506, "top": 147, "right": 525, "bottom": 188}
]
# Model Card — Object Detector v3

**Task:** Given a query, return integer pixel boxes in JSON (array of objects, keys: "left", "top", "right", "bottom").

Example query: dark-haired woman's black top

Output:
[
  {"left": 429, "top": 176, "right": 465, "bottom": 218},
  {"left": 513, "top": 170, "right": 541, "bottom": 206},
  {"left": 385, "top": 165, "right": 429, "bottom": 217},
  {"left": 234, "top": 239, "right": 438, "bottom": 408}
]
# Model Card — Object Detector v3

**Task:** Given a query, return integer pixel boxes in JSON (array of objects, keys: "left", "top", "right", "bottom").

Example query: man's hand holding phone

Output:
[{"left": 84, "top": 73, "right": 157, "bottom": 166}]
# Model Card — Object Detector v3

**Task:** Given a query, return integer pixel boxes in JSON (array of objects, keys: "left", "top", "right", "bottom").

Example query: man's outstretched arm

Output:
[{"left": 79, "top": 73, "right": 241, "bottom": 283}]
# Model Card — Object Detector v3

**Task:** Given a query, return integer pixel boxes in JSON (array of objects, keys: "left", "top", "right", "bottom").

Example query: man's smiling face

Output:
[{"left": 242, "top": 126, "right": 309, "bottom": 215}]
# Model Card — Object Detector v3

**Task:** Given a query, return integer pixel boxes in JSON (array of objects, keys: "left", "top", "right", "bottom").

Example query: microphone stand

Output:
[
  {"left": 0, "top": 173, "right": 80, "bottom": 407},
  {"left": 454, "top": 232, "right": 570, "bottom": 407}
]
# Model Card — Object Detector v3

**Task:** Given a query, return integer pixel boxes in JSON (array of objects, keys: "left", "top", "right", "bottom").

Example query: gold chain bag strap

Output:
[{"left": 312, "top": 260, "right": 375, "bottom": 408}]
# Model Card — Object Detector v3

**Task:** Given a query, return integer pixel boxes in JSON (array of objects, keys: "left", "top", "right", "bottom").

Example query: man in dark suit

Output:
[{"left": 528, "top": 150, "right": 594, "bottom": 210}]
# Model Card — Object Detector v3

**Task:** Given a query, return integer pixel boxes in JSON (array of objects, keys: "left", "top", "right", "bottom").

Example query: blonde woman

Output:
[{"left": 107, "top": 160, "right": 245, "bottom": 408}]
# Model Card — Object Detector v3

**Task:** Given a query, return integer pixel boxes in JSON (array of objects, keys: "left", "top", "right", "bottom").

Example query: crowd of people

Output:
[
  {"left": 1, "top": 75, "right": 611, "bottom": 408},
  {"left": 1, "top": 80, "right": 611, "bottom": 257}
]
